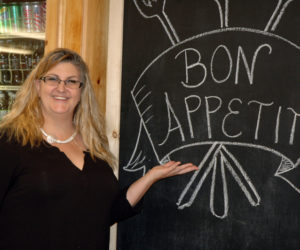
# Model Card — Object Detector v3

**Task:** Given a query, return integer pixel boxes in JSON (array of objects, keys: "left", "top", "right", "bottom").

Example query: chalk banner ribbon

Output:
[{"left": 125, "top": 29, "right": 300, "bottom": 217}]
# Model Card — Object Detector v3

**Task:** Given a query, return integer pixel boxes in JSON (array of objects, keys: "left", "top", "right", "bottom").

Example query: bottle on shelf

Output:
[
  {"left": 32, "top": 40, "right": 44, "bottom": 68},
  {"left": 1, "top": 70, "right": 11, "bottom": 85},
  {"left": 0, "top": 40, "right": 9, "bottom": 70},
  {"left": 20, "top": 40, "right": 33, "bottom": 70},
  {"left": 21, "top": 2, "right": 33, "bottom": 33},
  {"left": 8, "top": 41, "right": 21, "bottom": 70},
  {"left": 7, "top": 91, "right": 16, "bottom": 109},
  {"left": 32, "top": 2, "right": 44, "bottom": 33},
  {"left": 0, "top": 90, "right": 8, "bottom": 120},
  {"left": 7, "top": 38, "right": 23, "bottom": 86},
  {"left": 12, "top": 70, "right": 23, "bottom": 85},
  {"left": 0, "top": 51, "right": 9, "bottom": 70},
  {"left": 22, "top": 69, "right": 31, "bottom": 82},
  {"left": 9, "top": 2, "right": 22, "bottom": 33},
  {"left": 0, "top": 4, "right": 11, "bottom": 33},
  {"left": 41, "top": 1, "right": 47, "bottom": 33}
]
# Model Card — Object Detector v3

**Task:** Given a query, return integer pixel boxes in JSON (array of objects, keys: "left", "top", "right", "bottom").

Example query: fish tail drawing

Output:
[{"left": 123, "top": 120, "right": 148, "bottom": 175}]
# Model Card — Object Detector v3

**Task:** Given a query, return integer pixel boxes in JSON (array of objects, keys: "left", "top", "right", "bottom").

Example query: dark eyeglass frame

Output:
[{"left": 40, "top": 76, "right": 83, "bottom": 89}]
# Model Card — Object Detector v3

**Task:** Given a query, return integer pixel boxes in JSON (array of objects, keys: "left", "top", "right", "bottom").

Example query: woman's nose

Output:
[{"left": 56, "top": 80, "right": 67, "bottom": 91}]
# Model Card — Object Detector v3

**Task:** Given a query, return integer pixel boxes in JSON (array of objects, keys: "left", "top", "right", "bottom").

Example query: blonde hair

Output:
[{"left": 0, "top": 48, "right": 115, "bottom": 168}]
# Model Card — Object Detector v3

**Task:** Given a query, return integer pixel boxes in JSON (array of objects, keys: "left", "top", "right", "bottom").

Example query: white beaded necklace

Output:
[{"left": 40, "top": 128, "right": 77, "bottom": 144}]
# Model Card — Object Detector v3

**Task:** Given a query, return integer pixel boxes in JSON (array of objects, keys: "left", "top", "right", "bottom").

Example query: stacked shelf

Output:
[{"left": 0, "top": 1, "right": 46, "bottom": 118}]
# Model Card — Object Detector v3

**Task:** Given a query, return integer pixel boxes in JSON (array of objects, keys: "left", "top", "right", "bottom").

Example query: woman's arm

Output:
[
  {"left": 0, "top": 136, "right": 20, "bottom": 205},
  {"left": 126, "top": 161, "right": 198, "bottom": 207}
]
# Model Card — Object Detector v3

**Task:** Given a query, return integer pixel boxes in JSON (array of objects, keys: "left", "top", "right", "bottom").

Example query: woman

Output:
[{"left": 0, "top": 48, "right": 197, "bottom": 250}]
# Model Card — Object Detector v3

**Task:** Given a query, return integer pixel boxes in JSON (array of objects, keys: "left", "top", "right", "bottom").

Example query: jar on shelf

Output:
[
  {"left": 12, "top": 69, "right": 23, "bottom": 85},
  {"left": 1, "top": 70, "right": 11, "bottom": 85},
  {"left": 0, "top": 90, "right": 8, "bottom": 119},
  {"left": 7, "top": 91, "right": 16, "bottom": 109},
  {"left": 0, "top": 40, "right": 9, "bottom": 70}
]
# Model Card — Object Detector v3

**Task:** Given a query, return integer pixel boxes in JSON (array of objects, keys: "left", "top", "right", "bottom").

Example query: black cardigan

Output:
[{"left": 0, "top": 136, "right": 140, "bottom": 250}]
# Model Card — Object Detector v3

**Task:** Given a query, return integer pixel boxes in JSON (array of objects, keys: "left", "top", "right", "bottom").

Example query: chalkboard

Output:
[{"left": 117, "top": 1, "right": 300, "bottom": 249}]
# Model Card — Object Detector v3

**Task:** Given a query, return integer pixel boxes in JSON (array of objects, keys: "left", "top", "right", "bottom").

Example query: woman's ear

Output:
[{"left": 35, "top": 80, "right": 41, "bottom": 96}]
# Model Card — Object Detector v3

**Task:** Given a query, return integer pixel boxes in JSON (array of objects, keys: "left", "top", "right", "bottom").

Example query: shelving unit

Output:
[
  {"left": 0, "top": 0, "right": 46, "bottom": 119},
  {"left": 0, "top": 32, "right": 45, "bottom": 40}
]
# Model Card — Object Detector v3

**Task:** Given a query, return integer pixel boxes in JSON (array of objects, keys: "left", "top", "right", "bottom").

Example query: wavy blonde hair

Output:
[{"left": 0, "top": 48, "right": 115, "bottom": 168}]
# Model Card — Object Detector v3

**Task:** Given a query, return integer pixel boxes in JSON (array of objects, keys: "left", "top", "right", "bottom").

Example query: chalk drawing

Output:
[
  {"left": 123, "top": 0, "right": 300, "bottom": 218},
  {"left": 133, "top": 0, "right": 180, "bottom": 45},
  {"left": 265, "top": 0, "right": 295, "bottom": 32},
  {"left": 214, "top": 0, "right": 229, "bottom": 28}
]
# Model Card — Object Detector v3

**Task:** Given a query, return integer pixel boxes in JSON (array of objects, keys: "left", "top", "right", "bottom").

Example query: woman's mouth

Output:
[{"left": 53, "top": 96, "right": 68, "bottom": 100}]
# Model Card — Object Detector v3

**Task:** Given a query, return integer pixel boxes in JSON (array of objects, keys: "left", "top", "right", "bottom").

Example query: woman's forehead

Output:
[{"left": 45, "top": 62, "right": 81, "bottom": 77}]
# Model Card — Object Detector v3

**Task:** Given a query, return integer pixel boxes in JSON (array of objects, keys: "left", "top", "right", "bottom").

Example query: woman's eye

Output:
[
  {"left": 67, "top": 80, "right": 78, "bottom": 84},
  {"left": 47, "top": 77, "right": 58, "bottom": 82}
]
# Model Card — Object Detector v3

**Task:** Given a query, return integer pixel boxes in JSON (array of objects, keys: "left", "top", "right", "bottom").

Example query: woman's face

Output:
[{"left": 36, "top": 62, "right": 82, "bottom": 119}]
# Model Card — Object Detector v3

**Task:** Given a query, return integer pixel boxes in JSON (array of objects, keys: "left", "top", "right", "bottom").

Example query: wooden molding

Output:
[
  {"left": 44, "top": 0, "right": 109, "bottom": 113},
  {"left": 82, "top": 0, "right": 109, "bottom": 114}
]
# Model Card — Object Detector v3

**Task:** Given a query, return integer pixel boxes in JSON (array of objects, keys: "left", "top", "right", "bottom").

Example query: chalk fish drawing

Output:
[{"left": 122, "top": 0, "right": 300, "bottom": 218}]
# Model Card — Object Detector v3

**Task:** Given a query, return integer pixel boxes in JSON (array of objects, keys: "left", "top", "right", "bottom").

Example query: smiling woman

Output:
[
  {"left": 0, "top": 48, "right": 197, "bottom": 250},
  {"left": 36, "top": 62, "right": 82, "bottom": 121}
]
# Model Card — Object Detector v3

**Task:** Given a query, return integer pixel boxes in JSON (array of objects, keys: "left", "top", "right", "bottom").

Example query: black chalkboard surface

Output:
[{"left": 118, "top": 1, "right": 300, "bottom": 249}]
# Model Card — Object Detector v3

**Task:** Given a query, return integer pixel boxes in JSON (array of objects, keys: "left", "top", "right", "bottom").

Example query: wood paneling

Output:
[
  {"left": 44, "top": 0, "right": 109, "bottom": 113},
  {"left": 44, "top": 0, "right": 60, "bottom": 51},
  {"left": 81, "top": 0, "right": 109, "bottom": 114}
]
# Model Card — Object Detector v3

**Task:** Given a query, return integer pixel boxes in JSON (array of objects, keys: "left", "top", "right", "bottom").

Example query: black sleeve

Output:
[
  {"left": 110, "top": 186, "right": 143, "bottom": 225},
  {"left": 0, "top": 136, "right": 20, "bottom": 206}
]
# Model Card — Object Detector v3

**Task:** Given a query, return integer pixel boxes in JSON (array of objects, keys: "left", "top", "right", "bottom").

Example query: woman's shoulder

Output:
[
  {"left": 0, "top": 132, "right": 23, "bottom": 166},
  {"left": 0, "top": 131, "right": 22, "bottom": 152},
  {"left": 0, "top": 131, "right": 13, "bottom": 145}
]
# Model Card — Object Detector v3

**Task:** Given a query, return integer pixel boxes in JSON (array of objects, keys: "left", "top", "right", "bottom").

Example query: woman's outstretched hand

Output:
[
  {"left": 147, "top": 161, "right": 198, "bottom": 183},
  {"left": 126, "top": 161, "right": 198, "bottom": 207}
]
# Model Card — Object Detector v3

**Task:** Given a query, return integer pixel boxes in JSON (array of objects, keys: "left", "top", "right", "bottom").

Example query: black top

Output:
[{"left": 0, "top": 136, "right": 139, "bottom": 250}]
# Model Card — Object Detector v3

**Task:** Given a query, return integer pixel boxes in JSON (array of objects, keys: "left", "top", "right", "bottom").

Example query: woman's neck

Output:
[{"left": 42, "top": 115, "right": 76, "bottom": 139}]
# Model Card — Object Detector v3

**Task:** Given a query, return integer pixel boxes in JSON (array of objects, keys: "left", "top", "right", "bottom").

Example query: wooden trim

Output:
[
  {"left": 44, "top": 0, "right": 60, "bottom": 53},
  {"left": 81, "top": 0, "right": 109, "bottom": 114},
  {"left": 106, "top": 0, "right": 124, "bottom": 169},
  {"left": 61, "top": 0, "right": 84, "bottom": 52},
  {"left": 106, "top": 1, "right": 125, "bottom": 249}
]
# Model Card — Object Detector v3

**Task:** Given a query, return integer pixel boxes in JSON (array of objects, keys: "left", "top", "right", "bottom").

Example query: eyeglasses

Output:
[{"left": 40, "top": 76, "right": 83, "bottom": 89}]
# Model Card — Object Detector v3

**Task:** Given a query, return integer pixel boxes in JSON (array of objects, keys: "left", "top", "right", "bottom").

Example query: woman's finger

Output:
[
  {"left": 163, "top": 161, "right": 181, "bottom": 168},
  {"left": 164, "top": 162, "right": 198, "bottom": 177},
  {"left": 175, "top": 164, "right": 198, "bottom": 175}
]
